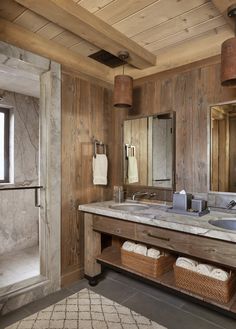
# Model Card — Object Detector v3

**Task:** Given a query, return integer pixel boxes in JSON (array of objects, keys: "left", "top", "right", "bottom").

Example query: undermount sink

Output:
[
  {"left": 208, "top": 218, "right": 236, "bottom": 231},
  {"left": 109, "top": 203, "right": 150, "bottom": 212}
]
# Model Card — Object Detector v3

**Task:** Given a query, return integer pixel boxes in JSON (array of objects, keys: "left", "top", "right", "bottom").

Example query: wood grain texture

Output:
[
  {"left": 229, "top": 117, "right": 236, "bottom": 192},
  {"left": 122, "top": 57, "right": 236, "bottom": 194},
  {"left": 0, "top": 18, "right": 113, "bottom": 86},
  {"left": 211, "top": 0, "right": 235, "bottom": 31},
  {"left": 93, "top": 215, "right": 136, "bottom": 239},
  {"left": 15, "top": 0, "right": 156, "bottom": 69},
  {"left": 61, "top": 71, "right": 113, "bottom": 285},
  {"left": 131, "top": 2, "right": 221, "bottom": 46},
  {"left": 136, "top": 223, "right": 236, "bottom": 268},
  {"left": 94, "top": 215, "right": 236, "bottom": 269},
  {"left": 113, "top": 0, "right": 209, "bottom": 38},
  {"left": 84, "top": 213, "right": 101, "bottom": 277}
]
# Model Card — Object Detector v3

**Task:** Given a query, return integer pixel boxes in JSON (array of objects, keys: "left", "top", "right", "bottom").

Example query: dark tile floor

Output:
[{"left": 0, "top": 269, "right": 236, "bottom": 329}]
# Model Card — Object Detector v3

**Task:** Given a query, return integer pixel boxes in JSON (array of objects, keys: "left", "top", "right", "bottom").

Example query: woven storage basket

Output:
[
  {"left": 174, "top": 264, "right": 236, "bottom": 304},
  {"left": 121, "top": 248, "right": 175, "bottom": 278}
]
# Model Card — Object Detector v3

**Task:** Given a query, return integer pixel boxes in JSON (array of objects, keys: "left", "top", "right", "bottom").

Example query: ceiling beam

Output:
[
  {"left": 121, "top": 25, "right": 232, "bottom": 80},
  {"left": 0, "top": 18, "right": 113, "bottom": 86},
  {"left": 14, "top": 0, "right": 156, "bottom": 69},
  {"left": 211, "top": 0, "right": 235, "bottom": 31}
]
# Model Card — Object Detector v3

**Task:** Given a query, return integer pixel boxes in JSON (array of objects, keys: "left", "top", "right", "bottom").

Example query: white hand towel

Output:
[
  {"left": 134, "top": 244, "right": 147, "bottom": 256},
  {"left": 210, "top": 268, "right": 230, "bottom": 281},
  {"left": 147, "top": 248, "right": 161, "bottom": 259},
  {"left": 93, "top": 154, "right": 108, "bottom": 185},
  {"left": 122, "top": 241, "right": 136, "bottom": 252},
  {"left": 176, "top": 257, "right": 198, "bottom": 271},
  {"left": 128, "top": 156, "right": 139, "bottom": 184},
  {"left": 196, "top": 264, "right": 214, "bottom": 276}
]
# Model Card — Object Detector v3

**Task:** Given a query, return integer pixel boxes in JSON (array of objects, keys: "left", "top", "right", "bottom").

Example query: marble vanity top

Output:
[{"left": 79, "top": 201, "right": 236, "bottom": 243}]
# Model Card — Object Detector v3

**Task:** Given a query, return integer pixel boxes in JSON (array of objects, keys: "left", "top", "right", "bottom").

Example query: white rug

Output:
[{"left": 6, "top": 288, "right": 167, "bottom": 329}]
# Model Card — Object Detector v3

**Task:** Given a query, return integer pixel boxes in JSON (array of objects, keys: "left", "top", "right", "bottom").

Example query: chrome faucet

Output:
[
  {"left": 226, "top": 200, "right": 236, "bottom": 209},
  {"left": 132, "top": 191, "right": 156, "bottom": 201}
]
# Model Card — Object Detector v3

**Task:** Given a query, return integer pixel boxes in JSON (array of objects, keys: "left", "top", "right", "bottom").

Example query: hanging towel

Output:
[
  {"left": 128, "top": 156, "right": 139, "bottom": 184},
  {"left": 93, "top": 154, "right": 108, "bottom": 185}
]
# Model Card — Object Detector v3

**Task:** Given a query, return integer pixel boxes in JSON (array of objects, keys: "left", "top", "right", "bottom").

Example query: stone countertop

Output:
[{"left": 79, "top": 200, "right": 236, "bottom": 243}]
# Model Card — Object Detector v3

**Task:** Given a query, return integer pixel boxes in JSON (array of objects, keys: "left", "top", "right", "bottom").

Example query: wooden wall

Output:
[
  {"left": 119, "top": 57, "right": 236, "bottom": 194},
  {"left": 61, "top": 70, "right": 119, "bottom": 286},
  {"left": 229, "top": 117, "right": 236, "bottom": 192},
  {"left": 61, "top": 56, "right": 236, "bottom": 286}
]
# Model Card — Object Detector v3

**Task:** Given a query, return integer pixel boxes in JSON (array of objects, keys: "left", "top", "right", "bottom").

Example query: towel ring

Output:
[
  {"left": 125, "top": 144, "right": 135, "bottom": 159},
  {"left": 94, "top": 139, "right": 106, "bottom": 158}
]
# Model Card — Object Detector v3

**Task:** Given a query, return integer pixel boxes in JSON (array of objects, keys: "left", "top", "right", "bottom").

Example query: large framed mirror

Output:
[
  {"left": 210, "top": 101, "right": 236, "bottom": 192},
  {"left": 123, "top": 111, "right": 175, "bottom": 190}
]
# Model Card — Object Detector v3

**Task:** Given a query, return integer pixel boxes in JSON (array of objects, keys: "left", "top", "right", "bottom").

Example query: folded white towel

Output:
[
  {"left": 147, "top": 248, "right": 161, "bottom": 259},
  {"left": 133, "top": 244, "right": 147, "bottom": 256},
  {"left": 128, "top": 156, "right": 139, "bottom": 184},
  {"left": 196, "top": 264, "right": 214, "bottom": 276},
  {"left": 210, "top": 268, "right": 230, "bottom": 281},
  {"left": 176, "top": 257, "right": 198, "bottom": 271},
  {"left": 93, "top": 154, "right": 108, "bottom": 185},
  {"left": 122, "top": 241, "right": 136, "bottom": 252}
]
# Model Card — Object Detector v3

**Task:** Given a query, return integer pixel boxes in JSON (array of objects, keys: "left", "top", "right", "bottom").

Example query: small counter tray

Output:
[{"left": 166, "top": 207, "right": 210, "bottom": 217}]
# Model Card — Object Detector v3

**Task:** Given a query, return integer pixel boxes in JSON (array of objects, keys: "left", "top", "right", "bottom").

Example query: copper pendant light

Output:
[
  {"left": 113, "top": 51, "right": 133, "bottom": 108},
  {"left": 221, "top": 4, "right": 236, "bottom": 86}
]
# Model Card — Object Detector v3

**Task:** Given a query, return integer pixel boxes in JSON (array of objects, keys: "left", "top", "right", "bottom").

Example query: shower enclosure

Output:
[
  {"left": 0, "top": 42, "right": 61, "bottom": 315},
  {"left": 0, "top": 92, "right": 40, "bottom": 289}
]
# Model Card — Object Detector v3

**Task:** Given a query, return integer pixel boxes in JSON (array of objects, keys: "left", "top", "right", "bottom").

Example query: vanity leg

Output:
[
  {"left": 85, "top": 275, "right": 100, "bottom": 287},
  {"left": 84, "top": 213, "right": 101, "bottom": 281}
]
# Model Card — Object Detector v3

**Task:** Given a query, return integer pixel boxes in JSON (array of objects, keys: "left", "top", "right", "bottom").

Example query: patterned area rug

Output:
[{"left": 6, "top": 288, "right": 167, "bottom": 329}]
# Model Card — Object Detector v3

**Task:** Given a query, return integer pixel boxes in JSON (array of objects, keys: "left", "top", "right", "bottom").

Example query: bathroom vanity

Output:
[{"left": 79, "top": 201, "right": 236, "bottom": 316}]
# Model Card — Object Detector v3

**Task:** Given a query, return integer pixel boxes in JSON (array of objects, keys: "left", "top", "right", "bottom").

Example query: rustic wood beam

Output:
[
  {"left": 211, "top": 0, "right": 235, "bottom": 31},
  {"left": 0, "top": 18, "right": 113, "bottom": 86},
  {"left": 121, "top": 25, "right": 232, "bottom": 80},
  {"left": 14, "top": 0, "right": 156, "bottom": 69}
]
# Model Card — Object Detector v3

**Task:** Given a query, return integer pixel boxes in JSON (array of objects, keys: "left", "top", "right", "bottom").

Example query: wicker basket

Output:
[
  {"left": 174, "top": 264, "right": 236, "bottom": 304},
  {"left": 121, "top": 248, "right": 175, "bottom": 278}
]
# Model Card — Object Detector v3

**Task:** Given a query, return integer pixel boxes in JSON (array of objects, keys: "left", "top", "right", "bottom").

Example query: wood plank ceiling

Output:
[{"left": 0, "top": 0, "right": 235, "bottom": 81}]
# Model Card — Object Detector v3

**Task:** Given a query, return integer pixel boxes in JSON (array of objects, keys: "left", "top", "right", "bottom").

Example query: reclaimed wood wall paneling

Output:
[
  {"left": 123, "top": 61, "right": 236, "bottom": 193},
  {"left": 61, "top": 71, "right": 113, "bottom": 286}
]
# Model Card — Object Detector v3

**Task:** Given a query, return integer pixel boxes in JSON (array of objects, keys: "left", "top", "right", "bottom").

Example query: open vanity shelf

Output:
[
  {"left": 82, "top": 210, "right": 236, "bottom": 318},
  {"left": 96, "top": 246, "right": 236, "bottom": 314}
]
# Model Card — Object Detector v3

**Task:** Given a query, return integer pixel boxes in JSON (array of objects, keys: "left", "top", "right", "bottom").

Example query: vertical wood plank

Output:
[
  {"left": 128, "top": 60, "right": 236, "bottom": 194},
  {"left": 229, "top": 117, "right": 236, "bottom": 192},
  {"left": 61, "top": 69, "right": 113, "bottom": 286},
  {"left": 84, "top": 213, "right": 101, "bottom": 277}
]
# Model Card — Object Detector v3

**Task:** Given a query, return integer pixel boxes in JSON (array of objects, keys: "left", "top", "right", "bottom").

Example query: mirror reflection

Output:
[
  {"left": 123, "top": 112, "right": 175, "bottom": 189},
  {"left": 210, "top": 103, "right": 236, "bottom": 192}
]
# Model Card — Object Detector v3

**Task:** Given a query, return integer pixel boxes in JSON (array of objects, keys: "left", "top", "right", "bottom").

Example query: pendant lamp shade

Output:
[
  {"left": 221, "top": 4, "right": 236, "bottom": 86},
  {"left": 221, "top": 37, "right": 236, "bottom": 86},
  {"left": 113, "top": 74, "right": 133, "bottom": 108},
  {"left": 113, "top": 51, "right": 133, "bottom": 108}
]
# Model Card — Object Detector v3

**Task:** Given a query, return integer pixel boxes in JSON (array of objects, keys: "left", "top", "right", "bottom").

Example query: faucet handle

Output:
[
  {"left": 149, "top": 192, "right": 157, "bottom": 198},
  {"left": 227, "top": 200, "right": 236, "bottom": 209}
]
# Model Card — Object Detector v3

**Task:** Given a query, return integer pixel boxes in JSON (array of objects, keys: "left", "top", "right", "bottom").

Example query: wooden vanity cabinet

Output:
[
  {"left": 136, "top": 224, "right": 236, "bottom": 268},
  {"left": 84, "top": 213, "right": 236, "bottom": 314},
  {"left": 91, "top": 214, "right": 236, "bottom": 269}
]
